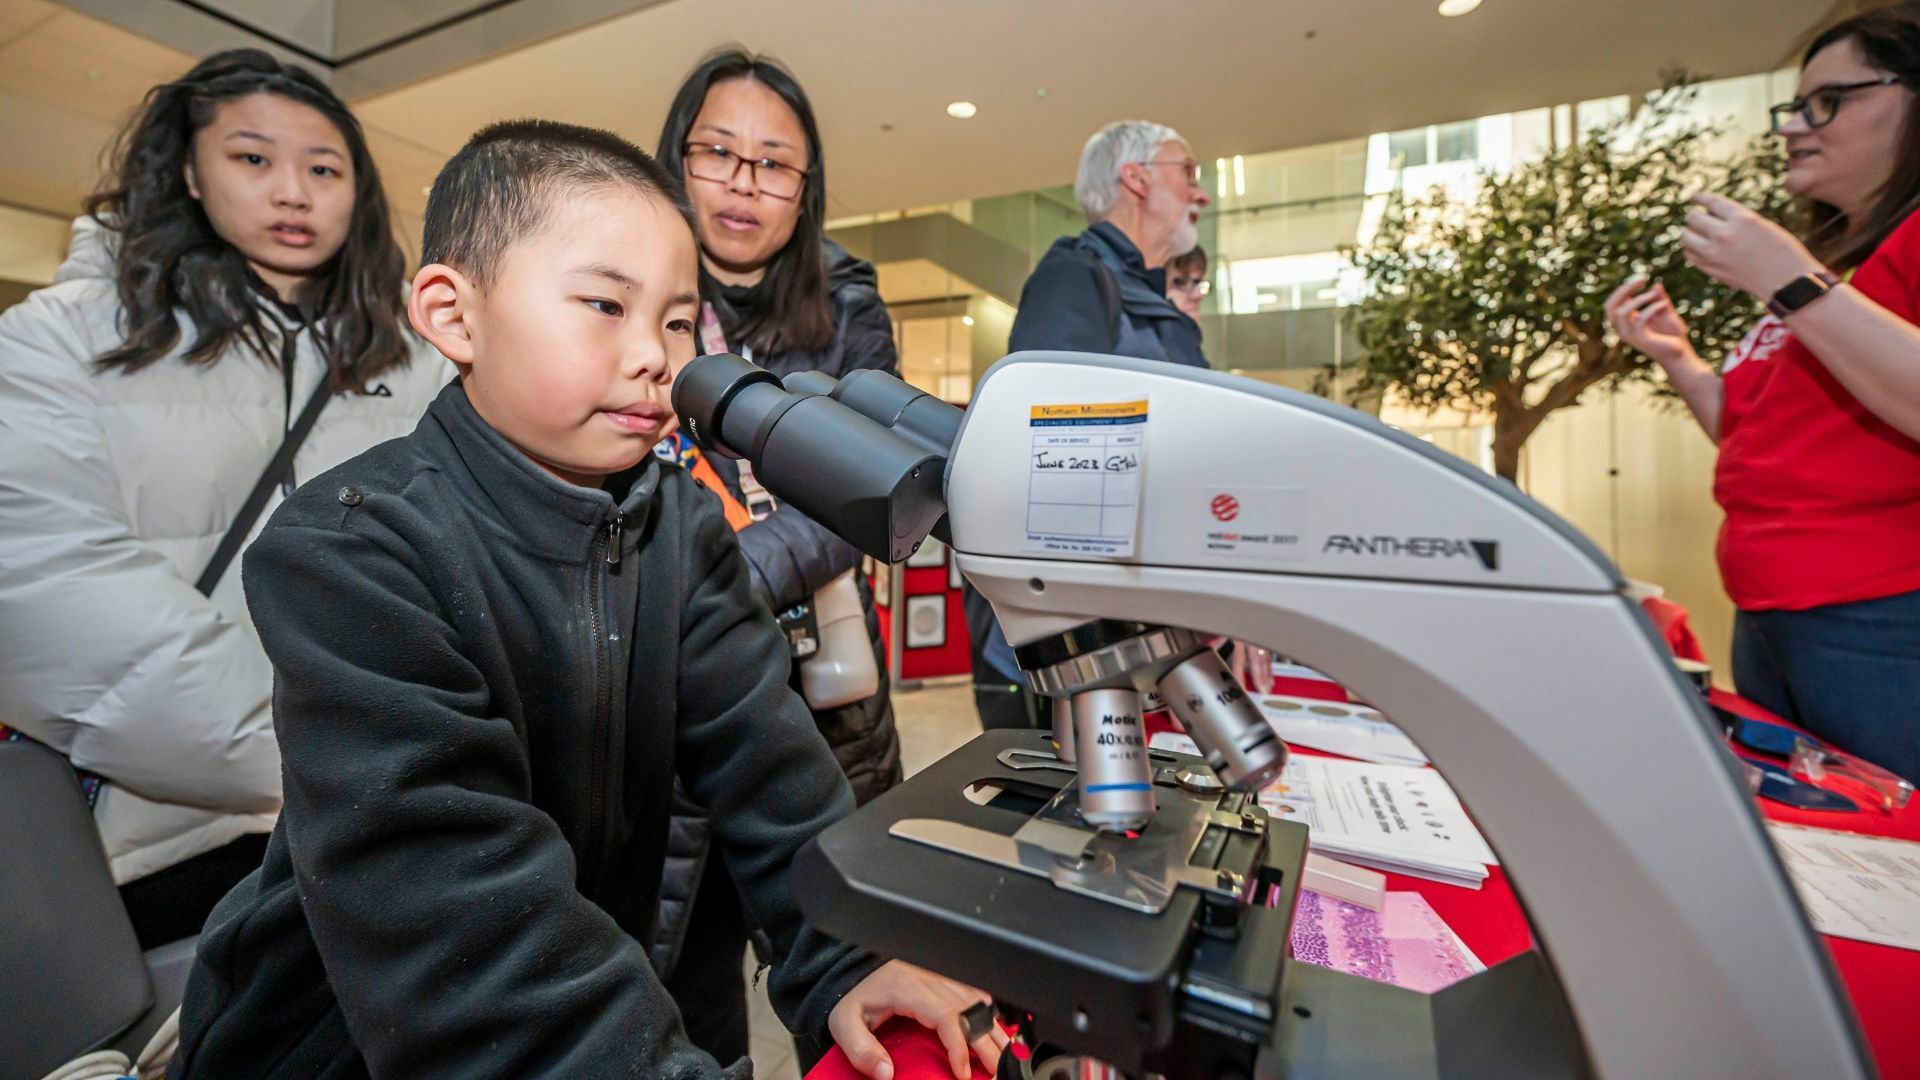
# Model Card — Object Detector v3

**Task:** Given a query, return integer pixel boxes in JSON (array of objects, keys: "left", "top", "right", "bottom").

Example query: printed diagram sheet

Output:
[
  {"left": 1769, "top": 822, "right": 1920, "bottom": 951},
  {"left": 1256, "top": 694, "right": 1429, "bottom": 766}
]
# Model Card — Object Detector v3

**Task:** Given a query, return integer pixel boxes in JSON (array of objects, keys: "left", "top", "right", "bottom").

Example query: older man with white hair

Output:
[
  {"left": 965, "top": 120, "right": 1213, "bottom": 733},
  {"left": 1006, "top": 119, "right": 1212, "bottom": 368}
]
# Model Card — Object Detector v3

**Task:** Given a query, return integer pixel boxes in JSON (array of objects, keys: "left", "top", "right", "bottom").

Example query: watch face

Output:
[{"left": 1770, "top": 273, "right": 1833, "bottom": 316}]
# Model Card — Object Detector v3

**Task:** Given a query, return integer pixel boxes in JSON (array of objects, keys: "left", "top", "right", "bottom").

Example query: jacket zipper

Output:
[
  {"left": 581, "top": 510, "right": 625, "bottom": 890},
  {"left": 605, "top": 512, "right": 624, "bottom": 565}
]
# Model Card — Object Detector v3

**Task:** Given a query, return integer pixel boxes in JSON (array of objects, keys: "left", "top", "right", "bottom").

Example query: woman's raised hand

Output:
[{"left": 1605, "top": 277, "right": 1697, "bottom": 370}]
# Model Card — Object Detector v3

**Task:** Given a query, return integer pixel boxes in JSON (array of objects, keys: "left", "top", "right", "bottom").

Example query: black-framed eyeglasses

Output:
[
  {"left": 1131, "top": 159, "right": 1204, "bottom": 187},
  {"left": 1770, "top": 76, "right": 1904, "bottom": 133},
  {"left": 1169, "top": 275, "right": 1211, "bottom": 296},
  {"left": 682, "top": 142, "right": 808, "bottom": 200}
]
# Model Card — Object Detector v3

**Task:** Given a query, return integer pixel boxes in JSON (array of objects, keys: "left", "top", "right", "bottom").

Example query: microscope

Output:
[{"left": 673, "top": 351, "right": 1870, "bottom": 1079}]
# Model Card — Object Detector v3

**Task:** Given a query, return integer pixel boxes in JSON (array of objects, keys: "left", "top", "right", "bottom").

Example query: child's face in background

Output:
[{"left": 454, "top": 188, "right": 699, "bottom": 487}]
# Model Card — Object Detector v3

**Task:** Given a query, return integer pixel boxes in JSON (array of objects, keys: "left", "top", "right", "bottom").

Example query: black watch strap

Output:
[{"left": 1768, "top": 271, "right": 1841, "bottom": 318}]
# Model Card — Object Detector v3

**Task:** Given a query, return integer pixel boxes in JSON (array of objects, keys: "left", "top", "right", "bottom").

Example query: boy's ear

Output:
[{"left": 408, "top": 263, "right": 478, "bottom": 368}]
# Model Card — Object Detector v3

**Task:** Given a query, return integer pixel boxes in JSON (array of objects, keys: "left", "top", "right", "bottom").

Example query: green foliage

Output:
[{"left": 1339, "top": 81, "right": 1789, "bottom": 477}]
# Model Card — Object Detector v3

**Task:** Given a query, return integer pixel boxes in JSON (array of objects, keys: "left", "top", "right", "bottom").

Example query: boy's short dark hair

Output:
[{"left": 421, "top": 119, "right": 695, "bottom": 287}]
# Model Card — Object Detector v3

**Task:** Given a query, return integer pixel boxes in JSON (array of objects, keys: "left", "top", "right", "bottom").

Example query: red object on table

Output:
[
  {"left": 1640, "top": 595, "right": 1707, "bottom": 663},
  {"left": 806, "top": 1016, "right": 996, "bottom": 1080},
  {"left": 808, "top": 688, "right": 1920, "bottom": 1080}
]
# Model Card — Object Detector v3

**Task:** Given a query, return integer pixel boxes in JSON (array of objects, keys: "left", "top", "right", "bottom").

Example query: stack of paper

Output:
[
  {"left": 1259, "top": 756, "right": 1496, "bottom": 888},
  {"left": 1145, "top": 732, "right": 1496, "bottom": 888},
  {"left": 1256, "top": 694, "right": 1429, "bottom": 766},
  {"left": 1768, "top": 822, "right": 1920, "bottom": 951}
]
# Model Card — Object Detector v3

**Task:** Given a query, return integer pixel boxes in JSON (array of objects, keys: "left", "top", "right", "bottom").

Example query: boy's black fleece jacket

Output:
[{"left": 170, "top": 380, "right": 880, "bottom": 1078}]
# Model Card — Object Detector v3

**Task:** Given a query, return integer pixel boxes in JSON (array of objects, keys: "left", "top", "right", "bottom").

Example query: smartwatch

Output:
[{"left": 1767, "top": 271, "right": 1842, "bottom": 318}]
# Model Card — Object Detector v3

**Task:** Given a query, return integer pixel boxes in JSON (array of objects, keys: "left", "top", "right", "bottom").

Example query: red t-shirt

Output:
[{"left": 1714, "top": 210, "right": 1920, "bottom": 611}]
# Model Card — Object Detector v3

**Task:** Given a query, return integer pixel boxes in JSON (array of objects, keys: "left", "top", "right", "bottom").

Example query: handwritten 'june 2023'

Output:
[{"left": 1033, "top": 450, "right": 1139, "bottom": 473}]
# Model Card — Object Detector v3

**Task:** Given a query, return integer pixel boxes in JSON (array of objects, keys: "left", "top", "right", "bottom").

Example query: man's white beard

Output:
[{"left": 1169, "top": 216, "right": 1198, "bottom": 262}]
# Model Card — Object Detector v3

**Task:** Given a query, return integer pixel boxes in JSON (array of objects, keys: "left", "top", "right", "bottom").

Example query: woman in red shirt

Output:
[{"left": 1608, "top": 4, "right": 1920, "bottom": 782}]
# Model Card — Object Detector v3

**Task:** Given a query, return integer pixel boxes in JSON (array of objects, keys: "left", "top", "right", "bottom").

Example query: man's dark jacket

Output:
[
  {"left": 965, "top": 222, "right": 1211, "bottom": 694},
  {"left": 169, "top": 381, "right": 878, "bottom": 1078},
  {"left": 1007, "top": 220, "right": 1209, "bottom": 370}
]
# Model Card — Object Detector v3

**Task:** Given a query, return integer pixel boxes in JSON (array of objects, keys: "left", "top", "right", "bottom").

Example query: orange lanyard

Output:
[
  {"left": 686, "top": 448, "right": 755, "bottom": 533},
  {"left": 686, "top": 301, "right": 771, "bottom": 534}
]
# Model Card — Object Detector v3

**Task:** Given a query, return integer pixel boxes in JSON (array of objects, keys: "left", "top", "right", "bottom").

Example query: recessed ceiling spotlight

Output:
[
  {"left": 946, "top": 101, "right": 977, "bottom": 119},
  {"left": 1438, "top": 0, "right": 1481, "bottom": 15},
  {"left": 962, "top": 315, "right": 975, "bottom": 326}
]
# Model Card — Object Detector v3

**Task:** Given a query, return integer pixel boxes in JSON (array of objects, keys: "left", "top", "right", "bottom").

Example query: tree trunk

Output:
[
  {"left": 1491, "top": 431, "right": 1524, "bottom": 482},
  {"left": 1487, "top": 344, "right": 1631, "bottom": 483},
  {"left": 1489, "top": 396, "right": 1533, "bottom": 482}
]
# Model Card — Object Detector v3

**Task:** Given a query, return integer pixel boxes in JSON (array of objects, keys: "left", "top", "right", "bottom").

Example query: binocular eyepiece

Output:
[{"left": 671, "top": 353, "right": 961, "bottom": 563}]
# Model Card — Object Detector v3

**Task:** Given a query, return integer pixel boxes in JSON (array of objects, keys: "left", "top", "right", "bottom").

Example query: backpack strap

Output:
[
  {"left": 194, "top": 373, "right": 333, "bottom": 596},
  {"left": 1090, "top": 254, "right": 1124, "bottom": 352}
]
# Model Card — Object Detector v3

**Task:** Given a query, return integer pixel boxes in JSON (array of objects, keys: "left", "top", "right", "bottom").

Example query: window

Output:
[
  {"left": 1387, "top": 129, "right": 1428, "bottom": 169},
  {"left": 1436, "top": 120, "right": 1479, "bottom": 163}
]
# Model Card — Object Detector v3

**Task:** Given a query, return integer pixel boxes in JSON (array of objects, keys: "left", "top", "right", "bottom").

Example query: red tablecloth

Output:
[{"left": 807, "top": 687, "right": 1919, "bottom": 1080}]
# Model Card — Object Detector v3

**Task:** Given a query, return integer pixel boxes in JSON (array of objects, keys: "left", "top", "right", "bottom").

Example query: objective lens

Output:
[
  {"left": 1158, "top": 650, "right": 1288, "bottom": 791},
  {"left": 1072, "top": 687, "right": 1155, "bottom": 831},
  {"left": 1050, "top": 696, "right": 1076, "bottom": 764}
]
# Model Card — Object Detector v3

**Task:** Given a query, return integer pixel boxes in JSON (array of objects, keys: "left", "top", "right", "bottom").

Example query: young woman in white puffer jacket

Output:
[{"left": 0, "top": 49, "right": 450, "bottom": 948}]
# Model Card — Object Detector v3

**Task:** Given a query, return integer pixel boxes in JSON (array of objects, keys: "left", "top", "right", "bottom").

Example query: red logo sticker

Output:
[{"left": 1210, "top": 494, "right": 1240, "bottom": 522}]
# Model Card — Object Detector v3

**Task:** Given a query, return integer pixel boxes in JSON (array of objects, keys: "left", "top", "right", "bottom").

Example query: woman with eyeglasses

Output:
[
  {"left": 1607, "top": 2, "right": 1920, "bottom": 782},
  {"left": 652, "top": 48, "right": 905, "bottom": 1067},
  {"left": 1167, "top": 244, "right": 1211, "bottom": 321}
]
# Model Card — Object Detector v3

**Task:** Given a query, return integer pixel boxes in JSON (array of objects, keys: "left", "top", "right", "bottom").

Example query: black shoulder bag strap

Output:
[
  {"left": 1092, "top": 255, "right": 1125, "bottom": 352},
  {"left": 193, "top": 374, "right": 334, "bottom": 596}
]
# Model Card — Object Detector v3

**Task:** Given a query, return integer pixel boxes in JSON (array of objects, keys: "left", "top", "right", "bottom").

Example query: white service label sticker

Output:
[
  {"left": 1024, "top": 399, "right": 1148, "bottom": 557},
  {"left": 1201, "top": 486, "right": 1306, "bottom": 559}
]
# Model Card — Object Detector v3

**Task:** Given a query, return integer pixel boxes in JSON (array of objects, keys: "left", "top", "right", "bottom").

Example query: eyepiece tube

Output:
[
  {"left": 674, "top": 352, "right": 780, "bottom": 460},
  {"left": 828, "top": 369, "right": 965, "bottom": 458},
  {"left": 673, "top": 353, "right": 949, "bottom": 563},
  {"left": 784, "top": 370, "right": 837, "bottom": 398}
]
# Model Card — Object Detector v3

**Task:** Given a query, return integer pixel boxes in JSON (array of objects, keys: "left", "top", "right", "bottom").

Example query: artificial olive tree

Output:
[{"left": 1342, "top": 83, "right": 1788, "bottom": 480}]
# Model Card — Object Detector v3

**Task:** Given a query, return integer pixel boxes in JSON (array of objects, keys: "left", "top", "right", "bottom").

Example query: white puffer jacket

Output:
[{"left": 0, "top": 218, "right": 452, "bottom": 883}]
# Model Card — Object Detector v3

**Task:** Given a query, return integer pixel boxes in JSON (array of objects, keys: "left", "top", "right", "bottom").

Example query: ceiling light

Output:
[
  {"left": 1437, "top": 0, "right": 1481, "bottom": 15},
  {"left": 946, "top": 101, "right": 977, "bottom": 119},
  {"left": 962, "top": 315, "right": 975, "bottom": 326}
]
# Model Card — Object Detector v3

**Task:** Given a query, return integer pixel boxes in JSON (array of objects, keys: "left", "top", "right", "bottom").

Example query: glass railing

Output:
[{"left": 835, "top": 65, "right": 1795, "bottom": 405}]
